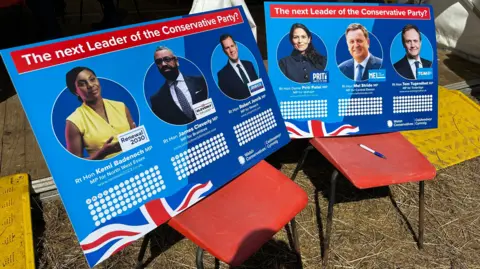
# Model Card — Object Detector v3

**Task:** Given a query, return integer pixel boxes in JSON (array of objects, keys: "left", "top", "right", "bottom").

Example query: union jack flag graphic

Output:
[
  {"left": 80, "top": 180, "right": 213, "bottom": 267},
  {"left": 160, "top": 181, "right": 214, "bottom": 216},
  {"left": 80, "top": 199, "right": 169, "bottom": 267},
  {"left": 285, "top": 120, "right": 360, "bottom": 139}
]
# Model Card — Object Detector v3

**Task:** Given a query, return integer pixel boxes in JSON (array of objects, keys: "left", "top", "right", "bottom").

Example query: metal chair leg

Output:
[
  {"left": 418, "top": 180, "right": 425, "bottom": 249},
  {"left": 196, "top": 247, "right": 220, "bottom": 269},
  {"left": 135, "top": 232, "right": 151, "bottom": 269},
  {"left": 291, "top": 145, "right": 314, "bottom": 182},
  {"left": 290, "top": 218, "right": 301, "bottom": 255},
  {"left": 323, "top": 169, "right": 339, "bottom": 267},
  {"left": 290, "top": 217, "right": 303, "bottom": 267},
  {"left": 196, "top": 247, "right": 205, "bottom": 269}
]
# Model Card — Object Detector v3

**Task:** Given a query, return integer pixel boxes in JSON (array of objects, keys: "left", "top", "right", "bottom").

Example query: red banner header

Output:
[
  {"left": 270, "top": 5, "right": 430, "bottom": 20},
  {"left": 11, "top": 8, "right": 243, "bottom": 74}
]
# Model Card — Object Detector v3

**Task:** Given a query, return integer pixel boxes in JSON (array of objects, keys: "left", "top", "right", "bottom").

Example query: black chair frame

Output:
[{"left": 290, "top": 145, "right": 425, "bottom": 267}]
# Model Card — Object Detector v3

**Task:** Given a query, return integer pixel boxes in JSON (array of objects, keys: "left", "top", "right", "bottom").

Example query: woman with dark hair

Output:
[
  {"left": 65, "top": 67, "right": 135, "bottom": 160},
  {"left": 279, "top": 23, "right": 327, "bottom": 83}
]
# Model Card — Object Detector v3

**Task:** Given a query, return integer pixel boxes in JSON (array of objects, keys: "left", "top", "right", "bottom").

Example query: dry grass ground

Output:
[{"left": 34, "top": 147, "right": 480, "bottom": 269}]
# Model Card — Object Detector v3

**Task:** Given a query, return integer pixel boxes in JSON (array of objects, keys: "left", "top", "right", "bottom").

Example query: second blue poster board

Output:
[{"left": 265, "top": 2, "right": 438, "bottom": 138}]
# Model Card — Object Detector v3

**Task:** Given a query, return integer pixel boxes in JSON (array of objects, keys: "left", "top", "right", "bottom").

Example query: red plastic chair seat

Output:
[
  {"left": 309, "top": 132, "right": 436, "bottom": 189},
  {"left": 168, "top": 160, "right": 308, "bottom": 266}
]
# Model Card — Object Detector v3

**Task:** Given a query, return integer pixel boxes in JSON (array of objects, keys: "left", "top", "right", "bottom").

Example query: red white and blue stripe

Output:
[
  {"left": 160, "top": 181, "right": 214, "bottom": 216},
  {"left": 285, "top": 120, "right": 359, "bottom": 138},
  {"left": 80, "top": 180, "right": 213, "bottom": 267}
]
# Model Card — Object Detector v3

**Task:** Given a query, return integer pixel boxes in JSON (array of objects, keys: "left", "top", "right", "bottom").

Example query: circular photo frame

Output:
[
  {"left": 211, "top": 39, "right": 259, "bottom": 101},
  {"left": 276, "top": 24, "right": 328, "bottom": 84},
  {"left": 390, "top": 27, "right": 434, "bottom": 80},
  {"left": 336, "top": 28, "right": 383, "bottom": 82},
  {"left": 52, "top": 71, "right": 140, "bottom": 161},
  {"left": 144, "top": 56, "right": 209, "bottom": 125}
]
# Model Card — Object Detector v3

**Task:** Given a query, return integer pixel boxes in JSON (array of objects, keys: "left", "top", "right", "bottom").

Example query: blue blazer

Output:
[
  {"left": 393, "top": 55, "right": 432, "bottom": 80},
  {"left": 338, "top": 54, "right": 383, "bottom": 81}
]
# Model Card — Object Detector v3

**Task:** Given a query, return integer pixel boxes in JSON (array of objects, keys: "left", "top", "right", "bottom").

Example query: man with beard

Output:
[
  {"left": 150, "top": 46, "right": 208, "bottom": 125},
  {"left": 338, "top": 23, "right": 382, "bottom": 82},
  {"left": 217, "top": 34, "right": 258, "bottom": 100},
  {"left": 393, "top": 24, "right": 432, "bottom": 80}
]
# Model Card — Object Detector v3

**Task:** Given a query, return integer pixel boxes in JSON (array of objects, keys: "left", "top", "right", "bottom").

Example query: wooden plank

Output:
[
  {"left": 0, "top": 99, "right": 6, "bottom": 174},
  {"left": 0, "top": 95, "right": 26, "bottom": 176},
  {"left": 25, "top": 116, "right": 50, "bottom": 180},
  {"left": 38, "top": 189, "right": 59, "bottom": 202},
  {"left": 31, "top": 176, "right": 56, "bottom": 193},
  {"left": 444, "top": 79, "right": 480, "bottom": 90}
]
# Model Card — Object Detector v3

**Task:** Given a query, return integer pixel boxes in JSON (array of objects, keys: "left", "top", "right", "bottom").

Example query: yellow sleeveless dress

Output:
[{"left": 67, "top": 99, "right": 131, "bottom": 159}]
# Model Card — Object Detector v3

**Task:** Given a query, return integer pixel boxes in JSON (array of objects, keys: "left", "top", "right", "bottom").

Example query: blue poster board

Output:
[
  {"left": 0, "top": 7, "right": 289, "bottom": 267},
  {"left": 265, "top": 2, "right": 438, "bottom": 138}
]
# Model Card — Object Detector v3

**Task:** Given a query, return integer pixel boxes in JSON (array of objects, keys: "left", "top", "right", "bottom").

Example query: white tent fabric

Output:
[
  {"left": 402, "top": 0, "right": 480, "bottom": 63},
  {"left": 189, "top": 0, "right": 258, "bottom": 41},
  {"left": 431, "top": 0, "right": 480, "bottom": 64}
]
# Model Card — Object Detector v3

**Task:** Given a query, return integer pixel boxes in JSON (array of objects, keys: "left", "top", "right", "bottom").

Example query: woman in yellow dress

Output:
[{"left": 65, "top": 67, "right": 136, "bottom": 160}]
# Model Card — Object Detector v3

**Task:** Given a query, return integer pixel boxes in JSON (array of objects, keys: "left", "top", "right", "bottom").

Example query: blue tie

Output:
[
  {"left": 414, "top": 61, "right": 420, "bottom": 79},
  {"left": 355, "top": 64, "right": 364, "bottom": 82}
]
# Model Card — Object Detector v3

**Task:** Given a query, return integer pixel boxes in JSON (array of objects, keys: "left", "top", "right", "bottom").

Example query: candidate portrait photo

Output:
[
  {"left": 145, "top": 46, "right": 208, "bottom": 125},
  {"left": 391, "top": 24, "right": 433, "bottom": 80},
  {"left": 211, "top": 34, "right": 260, "bottom": 100},
  {"left": 336, "top": 23, "right": 383, "bottom": 82},
  {"left": 52, "top": 67, "right": 139, "bottom": 160},
  {"left": 277, "top": 23, "right": 327, "bottom": 84}
]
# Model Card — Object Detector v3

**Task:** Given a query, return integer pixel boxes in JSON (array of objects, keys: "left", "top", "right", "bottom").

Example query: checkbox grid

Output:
[
  {"left": 171, "top": 133, "right": 229, "bottom": 181},
  {"left": 85, "top": 165, "right": 163, "bottom": 227},
  {"left": 393, "top": 95, "right": 433, "bottom": 114},
  {"left": 233, "top": 109, "right": 277, "bottom": 146},
  {"left": 338, "top": 97, "right": 383, "bottom": 116},
  {"left": 280, "top": 100, "right": 328, "bottom": 120}
]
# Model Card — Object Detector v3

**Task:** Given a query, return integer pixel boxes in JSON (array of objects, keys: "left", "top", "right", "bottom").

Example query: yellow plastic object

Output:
[
  {"left": 0, "top": 173, "right": 35, "bottom": 269},
  {"left": 402, "top": 87, "right": 480, "bottom": 170}
]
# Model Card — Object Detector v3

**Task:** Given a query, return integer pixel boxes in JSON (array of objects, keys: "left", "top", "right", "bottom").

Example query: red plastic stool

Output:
[
  {"left": 168, "top": 160, "right": 308, "bottom": 268},
  {"left": 290, "top": 132, "right": 436, "bottom": 266}
]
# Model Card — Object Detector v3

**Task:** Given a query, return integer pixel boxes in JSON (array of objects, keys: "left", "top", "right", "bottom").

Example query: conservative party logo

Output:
[
  {"left": 368, "top": 69, "right": 386, "bottom": 82},
  {"left": 247, "top": 78, "right": 266, "bottom": 96},
  {"left": 192, "top": 98, "right": 216, "bottom": 120},
  {"left": 238, "top": 156, "right": 246, "bottom": 165},
  {"left": 311, "top": 71, "right": 329, "bottom": 83}
]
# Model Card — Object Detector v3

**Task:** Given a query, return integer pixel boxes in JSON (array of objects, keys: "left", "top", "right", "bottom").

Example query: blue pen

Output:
[{"left": 359, "top": 144, "right": 386, "bottom": 159}]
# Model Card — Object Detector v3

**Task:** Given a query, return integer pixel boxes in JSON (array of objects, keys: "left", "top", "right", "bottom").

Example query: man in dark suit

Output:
[
  {"left": 393, "top": 24, "right": 432, "bottom": 80},
  {"left": 150, "top": 46, "right": 207, "bottom": 125},
  {"left": 217, "top": 34, "right": 259, "bottom": 100},
  {"left": 338, "top": 23, "right": 383, "bottom": 82}
]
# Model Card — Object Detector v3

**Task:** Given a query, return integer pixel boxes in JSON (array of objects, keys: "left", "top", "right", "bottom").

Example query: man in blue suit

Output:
[
  {"left": 338, "top": 23, "right": 382, "bottom": 82},
  {"left": 217, "top": 34, "right": 259, "bottom": 100},
  {"left": 393, "top": 24, "right": 432, "bottom": 80}
]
